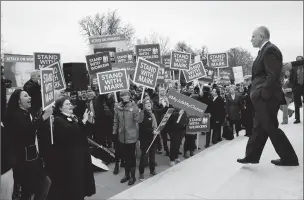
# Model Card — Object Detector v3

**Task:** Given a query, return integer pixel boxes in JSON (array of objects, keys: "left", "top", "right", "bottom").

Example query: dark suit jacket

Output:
[
  {"left": 211, "top": 96, "right": 226, "bottom": 125},
  {"left": 291, "top": 59, "right": 304, "bottom": 67},
  {"left": 250, "top": 41, "right": 285, "bottom": 104}
]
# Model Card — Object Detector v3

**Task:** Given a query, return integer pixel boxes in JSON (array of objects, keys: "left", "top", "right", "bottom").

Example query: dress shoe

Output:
[
  {"left": 184, "top": 151, "right": 189, "bottom": 158},
  {"left": 281, "top": 122, "right": 288, "bottom": 125},
  {"left": 294, "top": 120, "right": 301, "bottom": 124},
  {"left": 204, "top": 144, "right": 209, "bottom": 148},
  {"left": 120, "top": 175, "right": 130, "bottom": 183},
  {"left": 289, "top": 110, "right": 294, "bottom": 118},
  {"left": 271, "top": 159, "right": 299, "bottom": 166},
  {"left": 237, "top": 158, "right": 259, "bottom": 164}
]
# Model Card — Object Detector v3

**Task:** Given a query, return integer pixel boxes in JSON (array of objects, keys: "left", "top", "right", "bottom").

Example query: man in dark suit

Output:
[
  {"left": 237, "top": 26, "right": 299, "bottom": 166},
  {"left": 289, "top": 56, "right": 304, "bottom": 124}
]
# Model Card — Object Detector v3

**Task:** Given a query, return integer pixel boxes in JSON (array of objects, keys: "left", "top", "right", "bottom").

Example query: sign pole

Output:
[
  {"left": 50, "top": 116, "right": 54, "bottom": 145},
  {"left": 141, "top": 87, "right": 145, "bottom": 102},
  {"left": 217, "top": 68, "right": 220, "bottom": 77},
  {"left": 196, "top": 133, "right": 199, "bottom": 151},
  {"left": 114, "top": 92, "right": 118, "bottom": 102}
]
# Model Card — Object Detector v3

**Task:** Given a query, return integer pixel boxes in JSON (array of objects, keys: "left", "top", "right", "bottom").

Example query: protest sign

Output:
[
  {"left": 40, "top": 68, "right": 55, "bottom": 110},
  {"left": 89, "top": 34, "right": 128, "bottom": 52},
  {"left": 183, "top": 61, "right": 206, "bottom": 83},
  {"left": 187, "top": 114, "right": 211, "bottom": 133},
  {"left": 97, "top": 69, "right": 129, "bottom": 94},
  {"left": 94, "top": 48, "right": 116, "bottom": 63},
  {"left": 86, "top": 52, "right": 112, "bottom": 75},
  {"left": 207, "top": 52, "right": 229, "bottom": 68},
  {"left": 170, "top": 51, "right": 191, "bottom": 71},
  {"left": 133, "top": 58, "right": 160, "bottom": 89},
  {"left": 199, "top": 66, "right": 215, "bottom": 83},
  {"left": 162, "top": 55, "right": 171, "bottom": 68},
  {"left": 45, "top": 62, "right": 66, "bottom": 90},
  {"left": 145, "top": 108, "right": 174, "bottom": 154},
  {"left": 34, "top": 52, "right": 60, "bottom": 70},
  {"left": 157, "top": 63, "right": 165, "bottom": 84},
  {"left": 164, "top": 70, "right": 172, "bottom": 81},
  {"left": 115, "top": 50, "right": 134, "bottom": 63},
  {"left": 232, "top": 66, "right": 244, "bottom": 84},
  {"left": 90, "top": 74, "right": 98, "bottom": 88},
  {"left": 4, "top": 54, "right": 34, "bottom": 88},
  {"left": 135, "top": 44, "right": 161, "bottom": 63},
  {"left": 167, "top": 89, "right": 207, "bottom": 117}
]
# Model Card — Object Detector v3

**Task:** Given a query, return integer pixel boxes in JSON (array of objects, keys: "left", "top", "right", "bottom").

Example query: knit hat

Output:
[{"left": 120, "top": 90, "right": 131, "bottom": 97}]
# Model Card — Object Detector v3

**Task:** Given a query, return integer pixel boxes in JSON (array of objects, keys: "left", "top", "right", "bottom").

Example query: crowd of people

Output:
[
  {"left": 1, "top": 25, "right": 303, "bottom": 199},
  {"left": 1, "top": 56, "right": 303, "bottom": 199}
]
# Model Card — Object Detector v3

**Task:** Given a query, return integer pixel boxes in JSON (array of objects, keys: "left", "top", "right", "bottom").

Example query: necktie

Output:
[{"left": 298, "top": 66, "right": 304, "bottom": 85}]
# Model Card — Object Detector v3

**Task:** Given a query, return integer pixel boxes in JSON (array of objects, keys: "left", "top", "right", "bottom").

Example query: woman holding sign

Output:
[
  {"left": 113, "top": 90, "right": 144, "bottom": 186},
  {"left": 4, "top": 89, "right": 52, "bottom": 200},
  {"left": 49, "top": 97, "right": 95, "bottom": 200},
  {"left": 138, "top": 99, "right": 159, "bottom": 181}
]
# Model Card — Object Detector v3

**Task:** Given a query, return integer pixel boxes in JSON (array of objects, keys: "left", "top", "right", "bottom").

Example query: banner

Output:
[
  {"left": 115, "top": 50, "right": 134, "bottom": 63},
  {"left": 157, "top": 63, "right": 165, "bottom": 84},
  {"left": 183, "top": 61, "right": 206, "bottom": 83},
  {"left": 40, "top": 68, "right": 55, "bottom": 110},
  {"left": 89, "top": 34, "right": 128, "bottom": 52},
  {"left": 97, "top": 69, "right": 129, "bottom": 94},
  {"left": 207, "top": 52, "right": 229, "bottom": 68},
  {"left": 86, "top": 52, "right": 112, "bottom": 75},
  {"left": 155, "top": 108, "right": 174, "bottom": 132},
  {"left": 34, "top": 52, "right": 60, "bottom": 70},
  {"left": 135, "top": 44, "right": 161, "bottom": 63},
  {"left": 162, "top": 55, "right": 171, "bottom": 68},
  {"left": 170, "top": 51, "right": 191, "bottom": 71},
  {"left": 3, "top": 54, "right": 34, "bottom": 88},
  {"left": 133, "top": 58, "right": 160, "bottom": 89},
  {"left": 94, "top": 48, "right": 116, "bottom": 63},
  {"left": 199, "top": 66, "right": 215, "bottom": 83},
  {"left": 232, "top": 66, "right": 244, "bottom": 84},
  {"left": 167, "top": 89, "right": 207, "bottom": 117},
  {"left": 187, "top": 114, "right": 211, "bottom": 133},
  {"left": 45, "top": 62, "right": 66, "bottom": 90}
]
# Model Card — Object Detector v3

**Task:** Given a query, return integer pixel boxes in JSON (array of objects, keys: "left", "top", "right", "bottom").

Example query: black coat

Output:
[
  {"left": 225, "top": 94, "right": 243, "bottom": 121},
  {"left": 49, "top": 113, "right": 95, "bottom": 200},
  {"left": 211, "top": 96, "right": 226, "bottom": 126},
  {"left": 250, "top": 41, "right": 286, "bottom": 105},
  {"left": 23, "top": 79, "right": 42, "bottom": 114},
  {"left": 139, "top": 110, "right": 157, "bottom": 146},
  {"left": 163, "top": 108, "right": 188, "bottom": 134},
  {"left": 4, "top": 107, "right": 45, "bottom": 192}
]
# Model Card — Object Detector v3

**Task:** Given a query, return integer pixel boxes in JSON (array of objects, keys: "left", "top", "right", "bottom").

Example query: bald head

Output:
[
  {"left": 251, "top": 26, "right": 270, "bottom": 48},
  {"left": 30, "top": 70, "right": 41, "bottom": 83},
  {"left": 256, "top": 26, "right": 270, "bottom": 40}
]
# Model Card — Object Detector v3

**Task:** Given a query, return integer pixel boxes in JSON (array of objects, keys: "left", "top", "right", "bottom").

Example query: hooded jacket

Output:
[{"left": 113, "top": 101, "right": 144, "bottom": 144}]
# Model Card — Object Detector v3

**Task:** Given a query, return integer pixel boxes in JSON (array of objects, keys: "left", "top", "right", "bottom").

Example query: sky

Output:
[{"left": 1, "top": 1, "right": 303, "bottom": 63}]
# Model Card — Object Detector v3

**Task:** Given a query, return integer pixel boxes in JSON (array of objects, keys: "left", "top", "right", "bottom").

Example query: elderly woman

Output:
[
  {"left": 113, "top": 90, "right": 144, "bottom": 186},
  {"left": 49, "top": 97, "right": 95, "bottom": 200},
  {"left": 225, "top": 85, "right": 243, "bottom": 137},
  {"left": 4, "top": 89, "right": 52, "bottom": 200}
]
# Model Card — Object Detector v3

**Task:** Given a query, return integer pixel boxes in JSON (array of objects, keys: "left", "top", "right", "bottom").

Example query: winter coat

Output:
[
  {"left": 4, "top": 107, "right": 45, "bottom": 193},
  {"left": 113, "top": 101, "right": 144, "bottom": 144},
  {"left": 49, "top": 112, "right": 96, "bottom": 200},
  {"left": 138, "top": 110, "right": 158, "bottom": 146},
  {"left": 225, "top": 93, "right": 243, "bottom": 120},
  {"left": 163, "top": 108, "right": 189, "bottom": 134},
  {"left": 211, "top": 96, "right": 226, "bottom": 126}
]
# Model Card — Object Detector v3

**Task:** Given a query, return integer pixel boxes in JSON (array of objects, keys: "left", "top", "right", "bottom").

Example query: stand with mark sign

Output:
[
  {"left": 133, "top": 57, "right": 160, "bottom": 102},
  {"left": 40, "top": 68, "right": 55, "bottom": 144},
  {"left": 96, "top": 69, "right": 129, "bottom": 104}
]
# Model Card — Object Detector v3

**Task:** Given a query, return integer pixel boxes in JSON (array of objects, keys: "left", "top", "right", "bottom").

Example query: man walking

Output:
[{"left": 237, "top": 26, "right": 299, "bottom": 166}]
